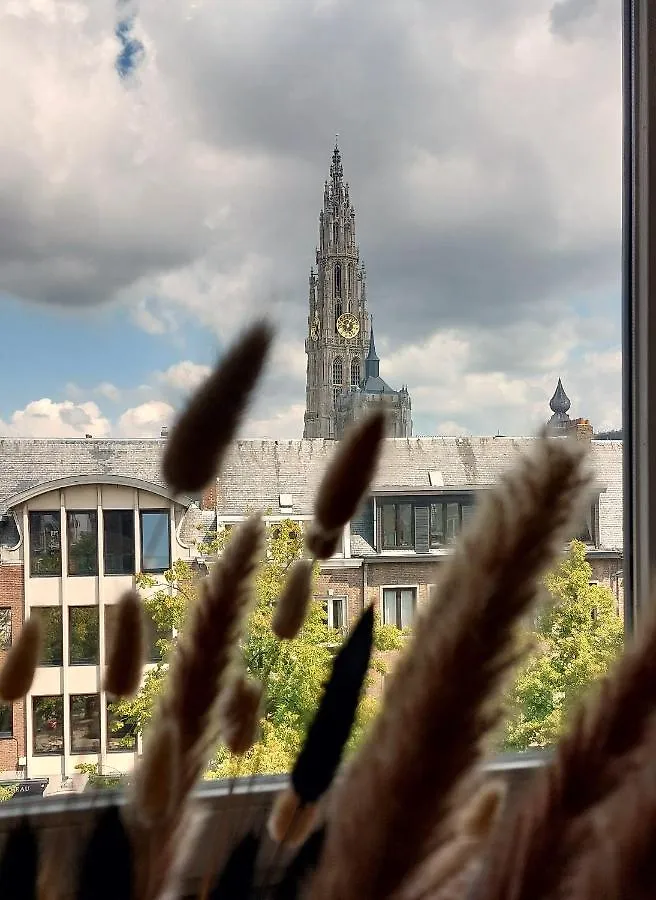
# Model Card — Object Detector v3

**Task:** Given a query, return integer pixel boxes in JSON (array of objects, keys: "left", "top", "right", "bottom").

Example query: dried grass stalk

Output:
[
  {"left": 268, "top": 788, "right": 319, "bottom": 849},
  {"left": 304, "top": 523, "right": 341, "bottom": 561},
  {"left": 133, "top": 716, "right": 180, "bottom": 828},
  {"left": 567, "top": 730, "right": 656, "bottom": 900},
  {"left": 310, "top": 436, "right": 592, "bottom": 900},
  {"left": 164, "top": 513, "right": 264, "bottom": 788},
  {"left": 273, "top": 559, "right": 314, "bottom": 639},
  {"left": 469, "top": 594, "right": 656, "bottom": 900},
  {"left": 314, "top": 409, "right": 386, "bottom": 533},
  {"left": 104, "top": 589, "right": 145, "bottom": 699},
  {"left": 399, "top": 781, "right": 506, "bottom": 900},
  {"left": 0, "top": 615, "right": 41, "bottom": 702},
  {"left": 162, "top": 320, "right": 274, "bottom": 493},
  {"left": 217, "top": 672, "right": 263, "bottom": 755}
]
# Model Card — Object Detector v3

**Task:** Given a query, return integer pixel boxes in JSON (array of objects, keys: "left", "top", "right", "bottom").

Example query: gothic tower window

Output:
[
  {"left": 333, "top": 357, "right": 344, "bottom": 385},
  {"left": 351, "top": 358, "right": 361, "bottom": 387},
  {"left": 334, "top": 263, "right": 342, "bottom": 298},
  {"left": 333, "top": 223, "right": 339, "bottom": 246},
  {"left": 334, "top": 301, "right": 343, "bottom": 332},
  {"left": 347, "top": 263, "right": 353, "bottom": 297}
]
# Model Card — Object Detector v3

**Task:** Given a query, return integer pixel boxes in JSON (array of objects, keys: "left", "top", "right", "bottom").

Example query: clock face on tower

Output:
[{"left": 336, "top": 313, "right": 360, "bottom": 339}]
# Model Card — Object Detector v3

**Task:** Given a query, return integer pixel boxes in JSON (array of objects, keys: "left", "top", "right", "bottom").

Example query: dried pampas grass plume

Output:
[
  {"left": 313, "top": 409, "right": 386, "bottom": 533},
  {"left": 217, "top": 672, "right": 263, "bottom": 755},
  {"left": 272, "top": 558, "right": 314, "bottom": 639},
  {"left": 310, "top": 436, "right": 592, "bottom": 900},
  {"left": 0, "top": 615, "right": 41, "bottom": 702},
  {"left": 162, "top": 320, "right": 273, "bottom": 493},
  {"left": 133, "top": 717, "right": 180, "bottom": 828},
  {"left": 469, "top": 594, "right": 656, "bottom": 900},
  {"left": 104, "top": 589, "right": 145, "bottom": 699},
  {"left": 304, "top": 523, "right": 341, "bottom": 561},
  {"left": 165, "top": 513, "right": 264, "bottom": 785},
  {"left": 268, "top": 787, "right": 319, "bottom": 849}
]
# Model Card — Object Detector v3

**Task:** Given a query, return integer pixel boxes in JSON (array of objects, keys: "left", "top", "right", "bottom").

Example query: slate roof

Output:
[
  {"left": 0, "top": 436, "right": 624, "bottom": 552},
  {"left": 0, "top": 438, "right": 168, "bottom": 513}
]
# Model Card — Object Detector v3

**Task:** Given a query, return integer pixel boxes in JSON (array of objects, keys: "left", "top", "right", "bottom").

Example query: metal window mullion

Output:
[{"left": 624, "top": 0, "right": 656, "bottom": 632}]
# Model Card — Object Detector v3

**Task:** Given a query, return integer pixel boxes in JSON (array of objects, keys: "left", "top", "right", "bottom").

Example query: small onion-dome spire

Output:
[{"left": 549, "top": 378, "right": 571, "bottom": 416}]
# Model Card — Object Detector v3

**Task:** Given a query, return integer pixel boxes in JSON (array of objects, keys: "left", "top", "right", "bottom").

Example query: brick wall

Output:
[
  {"left": 589, "top": 557, "right": 624, "bottom": 616},
  {"left": 0, "top": 565, "right": 25, "bottom": 771},
  {"left": 315, "top": 566, "right": 363, "bottom": 629}
]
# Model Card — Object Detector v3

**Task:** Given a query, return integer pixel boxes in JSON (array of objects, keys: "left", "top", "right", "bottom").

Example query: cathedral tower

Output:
[
  {"left": 303, "top": 142, "right": 369, "bottom": 439},
  {"left": 303, "top": 142, "right": 412, "bottom": 440}
]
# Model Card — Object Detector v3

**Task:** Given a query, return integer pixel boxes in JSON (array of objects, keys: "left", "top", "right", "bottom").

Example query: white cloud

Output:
[
  {"left": 116, "top": 401, "right": 174, "bottom": 437},
  {"left": 0, "top": 399, "right": 111, "bottom": 438},
  {"left": 155, "top": 360, "right": 212, "bottom": 395}
]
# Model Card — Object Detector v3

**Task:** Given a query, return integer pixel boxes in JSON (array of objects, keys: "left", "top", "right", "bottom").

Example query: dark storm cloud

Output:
[{"left": 1, "top": 0, "right": 620, "bottom": 360}]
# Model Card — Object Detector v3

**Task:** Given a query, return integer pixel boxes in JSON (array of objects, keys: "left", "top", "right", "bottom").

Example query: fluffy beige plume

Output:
[
  {"left": 268, "top": 787, "right": 319, "bottom": 849},
  {"left": 217, "top": 672, "right": 263, "bottom": 755},
  {"left": 304, "top": 523, "right": 342, "bottom": 561},
  {"left": 0, "top": 615, "right": 41, "bottom": 701},
  {"left": 132, "top": 717, "right": 180, "bottom": 828},
  {"left": 162, "top": 321, "right": 274, "bottom": 493},
  {"left": 313, "top": 409, "right": 386, "bottom": 534},
  {"left": 272, "top": 558, "right": 315, "bottom": 639},
  {"left": 469, "top": 595, "right": 656, "bottom": 900},
  {"left": 309, "top": 436, "right": 592, "bottom": 900},
  {"left": 104, "top": 589, "right": 145, "bottom": 699}
]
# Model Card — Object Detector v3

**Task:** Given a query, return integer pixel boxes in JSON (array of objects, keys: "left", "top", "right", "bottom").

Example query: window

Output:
[
  {"left": 332, "top": 222, "right": 339, "bottom": 247},
  {"left": 0, "top": 609, "right": 11, "bottom": 650},
  {"left": 333, "top": 357, "right": 344, "bottom": 384},
  {"left": 106, "top": 603, "right": 169, "bottom": 664},
  {"left": 29, "top": 512, "right": 61, "bottom": 577},
  {"left": 333, "top": 386, "right": 343, "bottom": 407},
  {"left": 33, "top": 696, "right": 64, "bottom": 755},
  {"left": 382, "top": 588, "right": 417, "bottom": 630},
  {"left": 429, "top": 501, "right": 476, "bottom": 548},
  {"left": 106, "top": 703, "right": 137, "bottom": 752},
  {"left": 334, "top": 262, "right": 342, "bottom": 296},
  {"left": 351, "top": 358, "right": 361, "bottom": 387},
  {"left": 103, "top": 510, "right": 135, "bottom": 575},
  {"left": 139, "top": 510, "right": 171, "bottom": 573},
  {"left": 335, "top": 301, "right": 343, "bottom": 331},
  {"left": 326, "top": 596, "right": 347, "bottom": 632},
  {"left": 347, "top": 262, "right": 353, "bottom": 295},
  {"left": 67, "top": 511, "right": 98, "bottom": 576},
  {"left": 70, "top": 694, "right": 100, "bottom": 754},
  {"left": 69, "top": 607, "right": 99, "bottom": 665},
  {"left": 0, "top": 704, "right": 12, "bottom": 739},
  {"left": 381, "top": 503, "right": 414, "bottom": 550},
  {"left": 31, "top": 607, "right": 63, "bottom": 667}
]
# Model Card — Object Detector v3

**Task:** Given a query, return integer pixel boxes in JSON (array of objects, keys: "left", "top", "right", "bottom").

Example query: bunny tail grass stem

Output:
[
  {"left": 310, "top": 436, "right": 592, "bottom": 900},
  {"left": 0, "top": 615, "right": 41, "bottom": 701},
  {"left": 162, "top": 320, "right": 273, "bottom": 494},
  {"left": 469, "top": 595, "right": 656, "bottom": 900},
  {"left": 104, "top": 589, "right": 145, "bottom": 700}
]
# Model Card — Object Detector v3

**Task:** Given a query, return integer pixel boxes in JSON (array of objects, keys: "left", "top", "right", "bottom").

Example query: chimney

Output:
[
  {"left": 160, "top": 425, "right": 169, "bottom": 438},
  {"left": 571, "top": 418, "right": 594, "bottom": 442},
  {"left": 85, "top": 434, "right": 93, "bottom": 439}
]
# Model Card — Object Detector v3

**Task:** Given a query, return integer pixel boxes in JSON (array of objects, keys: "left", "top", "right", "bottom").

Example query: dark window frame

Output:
[
  {"left": 139, "top": 509, "right": 171, "bottom": 574},
  {"left": 0, "top": 703, "right": 12, "bottom": 739},
  {"left": 32, "top": 695, "right": 64, "bottom": 756},
  {"left": 29, "top": 511, "right": 62, "bottom": 578},
  {"left": 429, "top": 500, "right": 476, "bottom": 548},
  {"left": 68, "top": 606, "right": 100, "bottom": 666},
  {"left": 379, "top": 502, "right": 415, "bottom": 550},
  {"left": 382, "top": 587, "right": 418, "bottom": 629},
  {"left": 69, "top": 693, "right": 101, "bottom": 755},
  {"left": 103, "top": 509, "right": 136, "bottom": 576},
  {"left": 66, "top": 510, "right": 99, "bottom": 577},
  {"left": 0, "top": 608, "right": 12, "bottom": 651}
]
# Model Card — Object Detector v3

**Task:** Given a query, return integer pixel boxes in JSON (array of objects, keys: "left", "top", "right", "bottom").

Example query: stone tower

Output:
[
  {"left": 303, "top": 142, "right": 412, "bottom": 440},
  {"left": 303, "top": 142, "right": 370, "bottom": 439}
]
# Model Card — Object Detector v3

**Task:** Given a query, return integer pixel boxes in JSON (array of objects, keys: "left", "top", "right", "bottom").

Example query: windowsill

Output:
[
  {"left": 30, "top": 573, "right": 62, "bottom": 579},
  {"left": 67, "top": 574, "right": 99, "bottom": 579},
  {"left": 0, "top": 735, "right": 13, "bottom": 741},
  {"left": 68, "top": 662, "right": 100, "bottom": 667},
  {"left": 107, "top": 747, "right": 137, "bottom": 754},
  {"left": 71, "top": 747, "right": 101, "bottom": 756},
  {"left": 36, "top": 662, "right": 64, "bottom": 669},
  {"left": 32, "top": 752, "right": 63, "bottom": 758},
  {"left": 141, "top": 568, "right": 170, "bottom": 575},
  {"left": 103, "top": 572, "right": 136, "bottom": 577}
]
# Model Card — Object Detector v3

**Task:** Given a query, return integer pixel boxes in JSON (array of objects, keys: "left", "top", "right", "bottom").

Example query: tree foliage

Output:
[
  {"left": 502, "top": 541, "right": 624, "bottom": 750},
  {"left": 115, "top": 519, "right": 395, "bottom": 777}
]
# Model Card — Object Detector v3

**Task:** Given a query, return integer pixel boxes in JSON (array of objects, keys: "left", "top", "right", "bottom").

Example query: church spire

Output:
[{"left": 365, "top": 320, "right": 380, "bottom": 379}]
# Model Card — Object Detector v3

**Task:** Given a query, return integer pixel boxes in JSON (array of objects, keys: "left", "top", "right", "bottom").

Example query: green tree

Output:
[
  {"left": 116, "top": 519, "right": 387, "bottom": 776},
  {"left": 502, "top": 540, "right": 624, "bottom": 750},
  {"left": 0, "top": 785, "right": 16, "bottom": 802}
]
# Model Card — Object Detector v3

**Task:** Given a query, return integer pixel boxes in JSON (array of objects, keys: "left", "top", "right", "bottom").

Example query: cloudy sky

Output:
[{"left": 0, "top": 0, "right": 621, "bottom": 439}]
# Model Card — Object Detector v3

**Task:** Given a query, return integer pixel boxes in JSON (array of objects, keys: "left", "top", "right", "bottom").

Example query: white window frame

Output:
[{"left": 380, "top": 584, "right": 418, "bottom": 629}]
